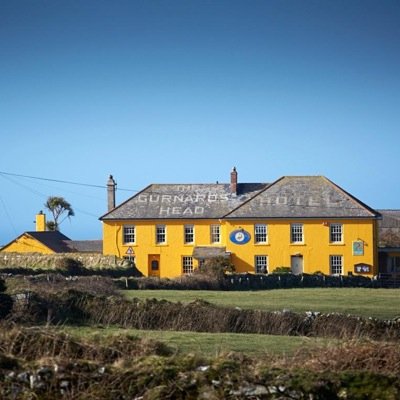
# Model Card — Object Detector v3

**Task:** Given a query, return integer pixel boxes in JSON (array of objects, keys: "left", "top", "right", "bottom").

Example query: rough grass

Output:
[
  {"left": 123, "top": 288, "right": 400, "bottom": 319},
  {"left": 0, "top": 324, "right": 399, "bottom": 399},
  {"left": 65, "top": 326, "right": 335, "bottom": 356}
]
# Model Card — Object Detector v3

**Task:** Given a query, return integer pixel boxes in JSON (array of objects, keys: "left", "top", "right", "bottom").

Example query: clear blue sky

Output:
[{"left": 1, "top": 0, "right": 399, "bottom": 245}]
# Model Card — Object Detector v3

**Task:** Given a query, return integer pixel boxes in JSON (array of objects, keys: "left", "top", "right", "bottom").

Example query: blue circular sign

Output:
[{"left": 230, "top": 229, "right": 251, "bottom": 245}]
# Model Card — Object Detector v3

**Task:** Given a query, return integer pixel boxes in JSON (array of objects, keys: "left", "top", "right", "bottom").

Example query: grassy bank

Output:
[
  {"left": 65, "top": 326, "right": 335, "bottom": 356},
  {"left": 123, "top": 288, "right": 400, "bottom": 319}
]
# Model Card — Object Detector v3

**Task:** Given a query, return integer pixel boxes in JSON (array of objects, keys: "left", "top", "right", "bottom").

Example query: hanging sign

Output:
[
  {"left": 230, "top": 229, "right": 251, "bottom": 245},
  {"left": 352, "top": 241, "right": 364, "bottom": 256}
]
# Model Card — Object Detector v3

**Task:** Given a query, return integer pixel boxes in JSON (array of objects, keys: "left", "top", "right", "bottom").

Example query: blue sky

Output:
[{"left": 1, "top": 0, "right": 399, "bottom": 245}]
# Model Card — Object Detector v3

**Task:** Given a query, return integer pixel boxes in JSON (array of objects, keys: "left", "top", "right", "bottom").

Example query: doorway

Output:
[
  {"left": 148, "top": 254, "right": 160, "bottom": 277},
  {"left": 291, "top": 255, "right": 303, "bottom": 275}
]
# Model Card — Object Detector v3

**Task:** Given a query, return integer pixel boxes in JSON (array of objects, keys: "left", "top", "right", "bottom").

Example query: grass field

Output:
[
  {"left": 123, "top": 288, "right": 400, "bottom": 320},
  {"left": 65, "top": 326, "right": 335, "bottom": 356}
]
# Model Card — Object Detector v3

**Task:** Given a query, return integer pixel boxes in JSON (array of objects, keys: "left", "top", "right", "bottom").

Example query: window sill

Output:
[
  {"left": 290, "top": 243, "right": 306, "bottom": 246},
  {"left": 330, "top": 243, "right": 345, "bottom": 246}
]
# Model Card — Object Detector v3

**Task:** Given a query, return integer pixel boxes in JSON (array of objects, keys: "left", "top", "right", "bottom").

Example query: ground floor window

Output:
[
  {"left": 255, "top": 255, "right": 268, "bottom": 274},
  {"left": 123, "top": 255, "right": 135, "bottom": 264},
  {"left": 182, "top": 256, "right": 193, "bottom": 274},
  {"left": 390, "top": 256, "right": 400, "bottom": 273},
  {"left": 330, "top": 255, "right": 343, "bottom": 275}
]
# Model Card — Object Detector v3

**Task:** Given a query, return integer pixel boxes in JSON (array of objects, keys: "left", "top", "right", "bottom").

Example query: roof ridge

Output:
[{"left": 222, "top": 177, "right": 283, "bottom": 218}]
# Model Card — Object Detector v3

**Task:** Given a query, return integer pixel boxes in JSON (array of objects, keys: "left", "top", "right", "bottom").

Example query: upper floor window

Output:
[
  {"left": 330, "top": 255, "right": 343, "bottom": 275},
  {"left": 330, "top": 223, "right": 343, "bottom": 243},
  {"left": 184, "top": 225, "right": 194, "bottom": 244},
  {"left": 156, "top": 225, "right": 166, "bottom": 244},
  {"left": 210, "top": 224, "right": 221, "bottom": 243},
  {"left": 182, "top": 256, "right": 193, "bottom": 274},
  {"left": 123, "top": 225, "right": 135, "bottom": 244},
  {"left": 291, "top": 223, "right": 303, "bottom": 243},
  {"left": 255, "top": 255, "right": 268, "bottom": 274},
  {"left": 255, "top": 224, "right": 268, "bottom": 243}
]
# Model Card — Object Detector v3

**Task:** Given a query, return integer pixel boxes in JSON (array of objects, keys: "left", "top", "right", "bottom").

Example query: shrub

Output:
[
  {"left": 55, "top": 257, "right": 85, "bottom": 276},
  {"left": 272, "top": 266, "right": 292, "bottom": 274},
  {"left": 195, "top": 256, "right": 235, "bottom": 280}
]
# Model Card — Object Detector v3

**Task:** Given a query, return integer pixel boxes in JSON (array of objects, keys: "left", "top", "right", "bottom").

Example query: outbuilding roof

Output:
[
  {"left": 100, "top": 176, "right": 379, "bottom": 221},
  {"left": 377, "top": 210, "right": 400, "bottom": 247},
  {"left": 24, "top": 231, "right": 72, "bottom": 253}
]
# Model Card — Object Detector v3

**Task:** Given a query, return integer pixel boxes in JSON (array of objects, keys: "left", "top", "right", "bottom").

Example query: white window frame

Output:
[
  {"left": 182, "top": 256, "right": 193, "bottom": 274},
  {"left": 123, "top": 225, "right": 135, "bottom": 244},
  {"left": 255, "top": 224, "right": 268, "bottom": 243},
  {"left": 255, "top": 255, "right": 268, "bottom": 274},
  {"left": 330, "top": 255, "right": 343, "bottom": 275},
  {"left": 291, "top": 223, "right": 303, "bottom": 243},
  {"left": 156, "top": 225, "right": 166, "bottom": 244},
  {"left": 184, "top": 225, "right": 194, "bottom": 244},
  {"left": 330, "top": 223, "right": 343, "bottom": 243},
  {"left": 210, "top": 224, "right": 221, "bottom": 243}
]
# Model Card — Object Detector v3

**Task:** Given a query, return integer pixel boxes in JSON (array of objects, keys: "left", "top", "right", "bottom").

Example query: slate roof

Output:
[
  {"left": 65, "top": 240, "right": 103, "bottom": 253},
  {"left": 377, "top": 210, "right": 400, "bottom": 248},
  {"left": 226, "top": 176, "right": 379, "bottom": 219},
  {"left": 100, "top": 176, "right": 379, "bottom": 221},
  {"left": 101, "top": 183, "right": 268, "bottom": 220},
  {"left": 25, "top": 231, "right": 72, "bottom": 253}
]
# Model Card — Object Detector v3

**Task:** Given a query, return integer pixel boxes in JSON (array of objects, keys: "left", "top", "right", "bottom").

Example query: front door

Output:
[
  {"left": 148, "top": 255, "right": 160, "bottom": 277},
  {"left": 291, "top": 255, "right": 303, "bottom": 275}
]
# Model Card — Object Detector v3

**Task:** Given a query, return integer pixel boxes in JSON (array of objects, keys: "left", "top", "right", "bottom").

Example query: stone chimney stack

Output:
[
  {"left": 36, "top": 210, "right": 46, "bottom": 232},
  {"left": 107, "top": 175, "right": 117, "bottom": 211},
  {"left": 230, "top": 167, "right": 238, "bottom": 195}
]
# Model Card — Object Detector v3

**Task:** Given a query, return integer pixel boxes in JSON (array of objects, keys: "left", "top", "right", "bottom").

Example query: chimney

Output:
[
  {"left": 230, "top": 167, "right": 238, "bottom": 195},
  {"left": 107, "top": 175, "right": 117, "bottom": 211},
  {"left": 36, "top": 210, "right": 46, "bottom": 232}
]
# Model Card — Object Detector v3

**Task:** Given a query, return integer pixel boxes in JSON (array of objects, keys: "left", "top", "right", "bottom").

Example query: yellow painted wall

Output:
[
  {"left": 103, "top": 218, "right": 378, "bottom": 277},
  {"left": 0, "top": 234, "right": 54, "bottom": 254},
  {"left": 225, "top": 219, "right": 377, "bottom": 276}
]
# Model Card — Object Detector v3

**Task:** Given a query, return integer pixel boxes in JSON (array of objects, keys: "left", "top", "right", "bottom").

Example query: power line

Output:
[{"left": 0, "top": 171, "right": 136, "bottom": 192}]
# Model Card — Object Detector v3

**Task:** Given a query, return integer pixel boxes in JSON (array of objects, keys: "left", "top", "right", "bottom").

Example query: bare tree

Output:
[{"left": 44, "top": 196, "right": 75, "bottom": 231}]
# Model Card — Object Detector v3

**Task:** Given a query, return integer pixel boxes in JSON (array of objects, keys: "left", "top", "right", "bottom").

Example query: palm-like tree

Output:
[{"left": 44, "top": 196, "right": 74, "bottom": 231}]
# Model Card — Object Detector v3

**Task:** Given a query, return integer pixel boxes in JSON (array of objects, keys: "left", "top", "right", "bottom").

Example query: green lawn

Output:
[
  {"left": 122, "top": 288, "right": 400, "bottom": 320},
  {"left": 65, "top": 326, "right": 334, "bottom": 356}
]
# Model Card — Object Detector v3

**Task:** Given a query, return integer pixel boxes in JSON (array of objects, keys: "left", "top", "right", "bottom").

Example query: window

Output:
[
  {"left": 123, "top": 255, "right": 135, "bottom": 264},
  {"left": 210, "top": 224, "right": 221, "bottom": 243},
  {"left": 255, "top": 255, "right": 268, "bottom": 274},
  {"left": 255, "top": 224, "right": 268, "bottom": 243},
  {"left": 182, "top": 256, "right": 193, "bottom": 274},
  {"left": 123, "top": 225, "right": 135, "bottom": 244},
  {"left": 291, "top": 224, "right": 303, "bottom": 243},
  {"left": 330, "top": 255, "right": 343, "bottom": 275},
  {"left": 390, "top": 256, "right": 400, "bottom": 273},
  {"left": 184, "top": 225, "right": 194, "bottom": 244},
  {"left": 156, "top": 225, "right": 166, "bottom": 244},
  {"left": 330, "top": 223, "right": 343, "bottom": 243}
]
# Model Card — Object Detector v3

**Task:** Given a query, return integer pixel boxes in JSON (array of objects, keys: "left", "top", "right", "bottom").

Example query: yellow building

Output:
[
  {"left": 100, "top": 170, "right": 380, "bottom": 278},
  {"left": 0, "top": 212, "right": 102, "bottom": 254}
]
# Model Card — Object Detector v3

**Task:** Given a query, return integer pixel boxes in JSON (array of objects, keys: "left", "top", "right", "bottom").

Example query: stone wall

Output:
[{"left": 0, "top": 252, "right": 128, "bottom": 269}]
